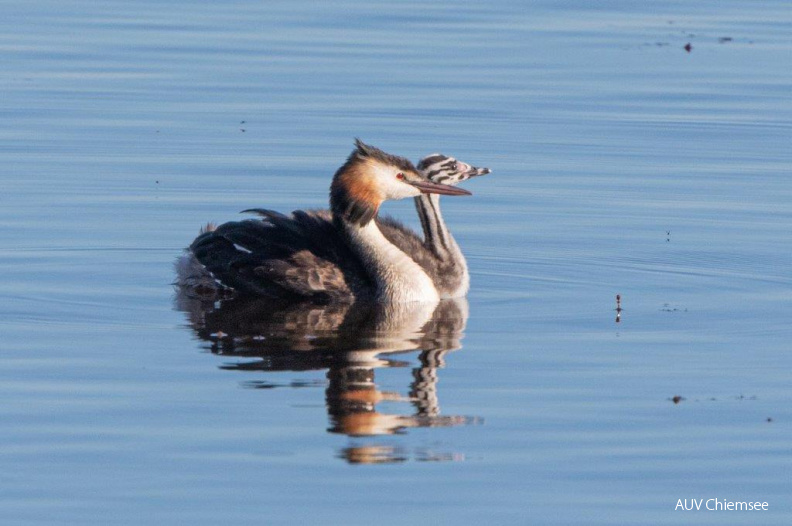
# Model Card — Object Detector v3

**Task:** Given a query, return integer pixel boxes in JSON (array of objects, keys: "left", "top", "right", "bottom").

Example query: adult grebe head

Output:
[{"left": 331, "top": 139, "right": 471, "bottom": 226}]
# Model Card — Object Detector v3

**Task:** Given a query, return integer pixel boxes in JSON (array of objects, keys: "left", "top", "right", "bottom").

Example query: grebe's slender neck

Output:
[
  {"left": 415, "top": 193, "right": 469, "bottom": 296},
  {"left": 339, "top": 217, "right": 440, "bottom": 303}
]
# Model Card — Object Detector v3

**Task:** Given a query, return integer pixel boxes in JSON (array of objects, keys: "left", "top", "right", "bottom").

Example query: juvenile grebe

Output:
[
  {"left": 410, "top": 153, "right": 490, "bottom": 297},
  {"left": 176, "top": 140, "right": 472, "bottom": 303}
]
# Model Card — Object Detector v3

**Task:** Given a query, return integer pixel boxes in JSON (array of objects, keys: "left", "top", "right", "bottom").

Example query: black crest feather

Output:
[
  {"left": 330, "top": 139, "right": 417, "bottom": 227},
  {"left": 353, "top": 138, "right": 417, "bottom": 174}
]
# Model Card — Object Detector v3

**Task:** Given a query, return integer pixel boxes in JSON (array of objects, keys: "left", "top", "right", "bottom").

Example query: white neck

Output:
[
  {"left": 416, "top": 194, "right": 469, "bottom": 297},
  {"left": 343, "top": 220, "right": 440, "bottom": 303}
]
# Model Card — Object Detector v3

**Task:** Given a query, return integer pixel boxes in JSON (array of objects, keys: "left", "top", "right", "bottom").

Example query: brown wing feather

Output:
[{"left": 191, "top": 210, "right": 373, "bottom": 301}]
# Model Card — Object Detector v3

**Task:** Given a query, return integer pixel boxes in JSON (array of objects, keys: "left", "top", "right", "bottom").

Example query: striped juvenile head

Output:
[{"left": 417, "top": 153, "right": 491, "bottom": 186}]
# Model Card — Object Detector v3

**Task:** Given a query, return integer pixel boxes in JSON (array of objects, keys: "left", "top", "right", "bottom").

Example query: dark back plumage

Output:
[{"left": 190, "top": 209, "right": 373, "bottom": 301}]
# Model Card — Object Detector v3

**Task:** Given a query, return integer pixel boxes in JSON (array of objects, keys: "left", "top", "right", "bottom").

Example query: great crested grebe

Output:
[{"left": 176, "top": 140, "right": 476, "bottom": 303}]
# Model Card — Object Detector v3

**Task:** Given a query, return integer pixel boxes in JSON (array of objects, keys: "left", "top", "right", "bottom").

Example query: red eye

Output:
[{"left": 396, "top": 173, "right": 405, "bottom": 180}]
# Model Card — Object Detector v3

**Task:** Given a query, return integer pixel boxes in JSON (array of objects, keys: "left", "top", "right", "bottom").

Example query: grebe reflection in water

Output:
[{"left": 174, "top": 293, "right": 481, "bottom": 464}]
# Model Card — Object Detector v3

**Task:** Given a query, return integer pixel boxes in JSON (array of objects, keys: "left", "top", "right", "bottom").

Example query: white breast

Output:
[{"left": 346, "top": 221, "right": 440, "bottom": 304}]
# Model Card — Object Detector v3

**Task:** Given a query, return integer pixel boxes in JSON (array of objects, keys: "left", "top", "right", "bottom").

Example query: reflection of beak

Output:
[{"left": 408, "top": 179, "right": 472, "bottom": 196}]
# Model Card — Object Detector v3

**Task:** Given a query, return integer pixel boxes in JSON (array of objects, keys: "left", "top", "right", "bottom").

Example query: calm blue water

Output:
[{"left": 2, "top": 1, "right": 790, "bottom": 524}]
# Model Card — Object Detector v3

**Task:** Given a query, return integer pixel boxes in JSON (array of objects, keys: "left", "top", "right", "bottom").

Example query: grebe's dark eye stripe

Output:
[
  {"left": 441, "top": 159, "right": 458, "bottom": 171},
  {"left": 417, "top": 154, "right": 447, "bottom": 171}
]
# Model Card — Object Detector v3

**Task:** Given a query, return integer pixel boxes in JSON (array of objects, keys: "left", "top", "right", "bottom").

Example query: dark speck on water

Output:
[{"left": 2, "top": 0, "right": 791, "bottom": 524}]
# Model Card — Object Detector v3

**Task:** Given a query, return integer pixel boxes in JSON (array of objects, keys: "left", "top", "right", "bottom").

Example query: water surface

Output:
[{"left": 1, "top": 1, "right": 790, "bottom": 524}]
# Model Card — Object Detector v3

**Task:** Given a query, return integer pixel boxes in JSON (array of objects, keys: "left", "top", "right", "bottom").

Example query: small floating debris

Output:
[
  {"left": 767, "top": 417, "right": 773, "bottom": 423},
  {"left": 684, "top": 43, "right": 692, "bottom": 53},
  {"left": 670, "top": 395, "right": 685, "bottom": 404},
  {"left": 718, "top": 37, "right": 733, "bottom": 43},
  {"left": 615, "top": 294, "right": 622, "bottom": 323}
]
